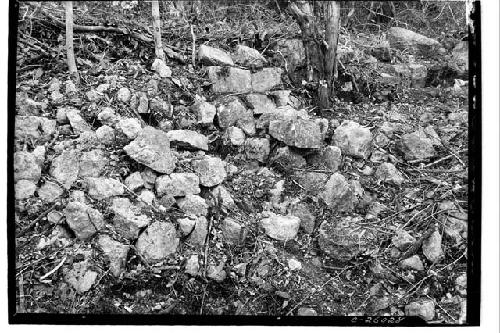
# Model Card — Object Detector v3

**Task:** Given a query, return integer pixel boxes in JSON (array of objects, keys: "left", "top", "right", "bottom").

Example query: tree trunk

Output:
[
  {"left": 65, "top": 1, "right": 79, "bottom": 84},
  {"left": 324, "top": 1, "right": 341, "bottom": 100},
  {"left": 151, "top": 0, "right": 165, "bottom": 61}
]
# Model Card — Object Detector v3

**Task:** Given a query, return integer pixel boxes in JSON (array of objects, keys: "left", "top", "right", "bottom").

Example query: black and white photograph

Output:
[{"left": 7, "top": 0, "right": 492, "bottom": 327}]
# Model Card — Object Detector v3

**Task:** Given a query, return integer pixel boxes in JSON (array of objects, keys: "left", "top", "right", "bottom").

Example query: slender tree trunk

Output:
[
  {"left": 324, "top": 1, "right": 341, "bottom": 99},
  {"left": 65, "top": 1, "right": 79, "bottom": 83},
  {"left": 152, "top": 0, "right": 165, "bottom": 61}
]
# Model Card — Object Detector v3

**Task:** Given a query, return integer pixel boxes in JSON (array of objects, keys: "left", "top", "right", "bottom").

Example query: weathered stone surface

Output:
[
  {"left": 318, "top": 216, "right": 378, "bottom": 261},
  {"left": 207, "top": 262, "right": 227, "bottom": 282},
  {"left": 269, "top": 118, "right": 324, "bottom": 148},
  {"left": 15, "top": 180, "right": 37, "bottom": 199},
  {"left": 297, "top": 172, "right": 328, "bottom": 195},
  {"left": 14, "top": 151, "right": 42, "bottom": 183},
  {"left": 178, "top": 216, "right": 197, "bottom": 236},
  {"left": 187, "top": 216, "right": 209, "bottom": 246},
  {"left": 117, "top": 87, "right": 131, "bottom": 103},
  {"left": 244, "top": 94, "right": 276, "bottom": 115},
  {"left": 63, "top": 202, "right": 102, "bottom": 239},
  {"left": 388, "top": 27, "right": 442, "bottom": 56},
  {"left": 216, "top": 96, "right": 255, "bottom": 134},
  {"left": 78, "top": 131, "right": 99, "bottom": 149},
  {"left": 307, "top": 146, "right": 342, "bottom": 172},
  {"left": 392, "top": 229, "right": 415, "bottom": 251},
  {"left": 117, "top": 118, "right": 142, "bottom": 139},
  {"left": 151, "top": 58, "right": 172, "bottom": 77},
  {"left": 97, "top": 234, "right": 130, "bottom": 277},
  {"left": 176, "top": 194, "right": 208, "bottom": 216},
  {"left": 138, "top": 189, "right": 155, "bottom": 206},
  {"left": 399, "top": 255, "right": 424, "bottom": 271},
  {"left": 156, "top": 173, "right": 200, "bottom": 197},
  {"left": 451, "top": 41, "right": 468, "bottom": 75},
  {"left": 66, "top": 109, "right": 92, "bottom": 134},
  {"left": 64, "top": 260, "right": 99, "bottom": 294},
  {"left": 208, "top": 185, "right": 236, "bottom": 213},
  {"left": 222, "top": 218, "right": 243, "bottom": 245},
  {"left": 32, "top": 145, "right": 46, "bottom": 166},
  {"left": 137, "top": 93, "right": 149, "bottom": 114},
  {"left": 79, "top": 149, "right": 108, "bottom": 178},
  {"left": 233, "top": 45, "right": 266, "bottom": 67},
  {"left": 223, "top": 126, "right": 246, "bottom": 146},
  {"left": 260, "top": 212, "right": 300, "bottom": 241},
  {"left": 95, "top": 125, "right": 116, "bottom": 145},
  {"left": 320, "top": 173, "right": 354, "bottom": 212},
  {"left": 290, "top": 203, "right": 315, "bottom": 234},
  {"left": 136, "top": 222, "right": 179, "bottom": 262},
  {"left": 98, "top": 107, "right": 120, "bottom": 126},
  {"left": 271, "top": 146, "right": 307, "bottom": 169},
  {"left": 192, "top": 156, "right": 227, "bottom": 187},
  {"left": 297, "top": 307, "right": 317, "bottom": 316},
  {"left": 166, "top": 130, "right": 209, "bottom": 151},
  {"left": 270, "top": 90, "right": 300, "bottom": 108},
  {"left": 245, "top": 138, "right": 270, "bottom": 163},
  {"left": 198, "top": 45, "right": 234, "bottom": 66},
  {"left": 124, "top": 126, "right": 177, "bottom": 174},
  {"left": 251, "top": 67, "right": 283, "bottom": 92},
  {"left": 275, "top": 39, "right": 305, "bottom": 71},
  {"left": 86, "top": 177, "right": 124, "bottom": 200},
  {"left": 256, "top": 106, "right": 309, "bottom": 130},
  {"left": 405, "top": 299, "right": 435, "bottom": 321},
  {"left": 333, "top": 121, "right": 373, "bottom": 159},
  {"left": 422, "top": 230, "right": 444, "bottom": 263},
  {"left": 185, "top": 254, "right": 200, "bottom": 276},
  {"left": 50, "top": 149, "right": 80, "bottom": 189},
  {"left": 124, "top": 172, "right": 144, "bottom": 191},
  {"left": 207, "top": 66, "right": 252, "bottom": 93},
  {"left": 400, "top": 131, "right": 436, "bottom": 160},
  {"left": 111, "top": 197, "right": 150, "bottom": 239},
  {"left": 375, "top": 162, "right": 404, "bottom": 186},
  {"left": 37, "top": 181, "right": 63, "bottom": 202},
  {"left": 192, "top": 101, "right": 216, "bottom": 125},
  {"left": 15, "top": 116, "right": 55, "bottom": 141}
]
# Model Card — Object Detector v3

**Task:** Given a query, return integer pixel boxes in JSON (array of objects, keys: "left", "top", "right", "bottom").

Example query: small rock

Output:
[
  {"left": 14, "top": 151, "right": 42, "bottom": 183},
  {"left": 270, "top": 90, "right": 299, "bottom": 108},
  {"left": 192, "top": 101, "right": 216, "bottom": 125},
  {"left": 216, "top": 96, "right": 255, "bottom": 134},
  {"left": 455, "top": 272, "right": 467, "bottom": 296},
  {"left": 207, "top": 66, "right": 251, "bottom": 93},
  {"left": 136, "top": 222, "right": 179, "bottom": 262},
  {"left": 96, "top": 83, "right": 109, "bottom": 93},
  {"left": 375, "top": 162, "right": 405, "bottom": 185},
  {"left": 222, "top": 218, "right": 243, "bottom": 245},
  {"left": 388, "top": 27, "right": 441, "bottom": 56},
  {"left": 178, "top": 216, "right": 197, "bottom": 236},
  {"left": 400, "top": 131, "right": 436, "bottom": 160},
  {"left": 15, "top": 180, "right": 37, "bottom": 199},
  {"left": 207, "top": 262, "right": 227, "bottom": 282},
  {"left": 320, "top": 173, "right": 354, "bottom": 212},
  {"left": 125, "top": 172, "right": 144, "bottom": 191},
  {"left": 392, "top": 229, "right": 415, "bottom": 251},
  {"left": 63, "top": 201, "right": 101, "bottom": 239},
  {"left": 141, "top": 167, "right": 157, "bottom": 189},
  {"left": 50, "top": 149, "right": 80, "bottom": 189},
  {"left": 66, "top": 109, "right": 92, "bottom": 134},
  {"left": 185, "top": 254, "right": 200, "bottom": 276},
  {"left": 297, "top": 172, "right": 328, "bottom": 195},
  {"left": 233, "top": 45, "right": 266, "bottom": 68},
  {"left": 117, "top": 118, "right": 142, "bottom": 140},
  {"left": 251, "top": 67, "right": 283, "bottom": 92},
  {"left": 176, "top": 194, "right": 208, "bottom": 216},
  {"left": 151, "top": 58, "right": 172, "bottom": 78},
  {"left": 405, "top": 299, "right": 435, "bottom": 321},
  {"left": 95, "top": 125, "right": 115, "bottom": 145},
  {"left": 86, "top": 177, "right": 124, "bottom": 200},
  {"left": 32, "top": 145, "right": 46, "bottom": 166},
  {"left": 166, "top": 130, "right": 209, "bottom": 151},
  {"left": 156, "top": 173, "right": 200, "bottom": 197},
  {"left": 70, "top": 190, "right": 87, "bottom": 203},
  {"left": 422, "top": 230, "right": 444, "bottom": 263},
  {"left": 209, "top": 185, "right": 236, "bottom": 212},
  {"left": 244, "top": 94, "right": 276, "bottom": 114},
  {"left": 79, "top": 149, "right": 108, "bottom": 178},
  {"left": 198, "top": 45, "right": 234, "bottom": 66},
  {"left": 187, "top": 216, "right": 209, "bottom": 246},
  {"left": 64, "top": 260, "right": 99, "bottom": 294},
  {"left": 271, "top": 146, "right": 307, "bottom": 170},
  {"left": 290, "top": 203, "right": 315, "bottom": 234},
  {"left": 297, "top": 307, "right": 317, "bottom": 316},
  {"left": 117, "top": 87, "right": 131, "bottom": 103},
  {"left": 399, "top": 255, "right": 425, "bottom": 271},
  {"left": 138, "top": 190, "right": 155, "bottom": 206},
  {"left": 47, "top": 211, "right": 64, "bottom": 224},
  {"left": 97, "top": 107, "right": 120, "bottom": 126},
  {"left": 269, "top": 118, "right": 324, "bottom": 149},
  {"left": 111, "top": 197, "right": 150, "bottom": 239},
  {"left": 307, "top": 146, "right": 342, "bottom": 171},
  {"left": 192, "top": 156, "right": 227, "bottom": 187},
  {"left": 97, "top": 234, "right": 130, "bottom": 277},
  {"left": 287, "top": 258, "right": 302, "bottom": 271},
  {"left": 260, "top": 212, "right": 300, "bottom": 241},
  {"left": 223, "top": 126, "right": 246, "bottom": 146},
  {"left": 333, "top": 120, "right": 373, "bottom": 159},
  {"left": 244, "top": 138, "right": 270, "bottom": 163},
  {"left": 37, "top": 181, "right": 63, "bottom": 202}
]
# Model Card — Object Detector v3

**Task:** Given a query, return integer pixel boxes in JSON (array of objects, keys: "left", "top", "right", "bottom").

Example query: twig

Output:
[
  {"left": 190, "top": 24, "right": 196, "bottom": 67},
  {"left": 17, "top": 203, "right": 58, "bottom": 237},
  {"left": 39, "top": 256, "right": 67, "bottom": 281},
  {"left": 18, "top": 273, "right": 25, "bottom": 312},
  {"left": 406, "top": 168, "right": 465, "bottom": 174}
]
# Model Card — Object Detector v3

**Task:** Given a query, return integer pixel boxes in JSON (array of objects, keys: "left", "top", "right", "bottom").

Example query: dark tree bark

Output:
[
  {"left": 152, "top": 0, "right": 165, "bottom": 61},
  {"left": 64, "top": 1, "right": 79, "bottom": 84}
]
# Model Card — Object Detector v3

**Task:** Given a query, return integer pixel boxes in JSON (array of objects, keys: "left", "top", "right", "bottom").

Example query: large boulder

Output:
[
  {"left": 111, "top": 197, "right": 150, "bottom": 239},
  {"left": 400, "top": 130, "right": 436, "bottom": 160},
  {"left": 192, "top": 156, "right": 227, "bottom": 187},
  {"left": 216, "top": 96, "right": 255, "bottom": 135},
  {"left": 166, "top": 130, "right": 208, "bottom": 151},
  {"left": 318, "top": 216, "right": 379, "bottom": 261},
  {"left": 207, "top": 66, "right": 252, "bottom": 93},
  {"left": 37, "top": 181, "right": 64, "bottom": 202},
  {"left": 333, "top": 121, "right": 373, "bottom": 159},
  {"left": 136, "top": 222, "right": 179, "bottom": 262},
  {"left": 260, "top": 212, "right": 300, "bottom": 241},
  {"left": 244, "top": 138, "right": 270, "bottom": 163},
  {"left": 117, "top": 118, "right": 142, "bottom": 140},
  {"left": 50, "top": 149, "right": 80, "bottom": 189},
  {"left": 176, "top": 194, "right": 208, "bottom": 216},
  {"left": 244, "top": 94, "right": 276, "bottom": 115},
  {"left": 320, "top": 173, "right": 354, "bottom": 212},
  {"left": 97, "top": 235, "right": 130, "bottom": 277},
  {"left": 63, "top": 201, "right": 103, "bottom": 240},
  {"left": 307, "top": 146, "right": 342, "bottom": 172},
  {"left": 388, "top": 27, "right": 442, "bottom": 56},
  {"left": 256, "top": 106, "right": 309, "bottom": 130},
  {"left": 124, "top": 126, "right": 177, "bottom": 174},
  {"left": 198, "top": 45, "right": 234, "bottom": 66},
  {"left": 269, "top": 118, "right": 325, "bottom": 148},
  {"left": 251, "top": 68, "right": 283, "bottom": 92},
  {"left": 155, "top": 173, "right": 200, "bottom": 197}
]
